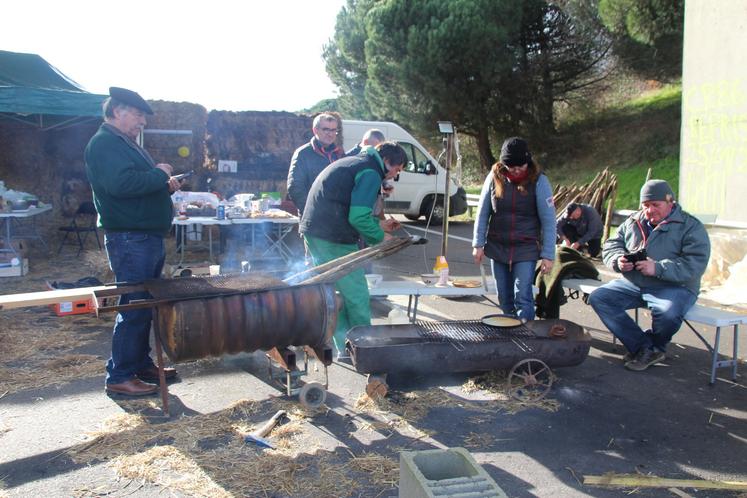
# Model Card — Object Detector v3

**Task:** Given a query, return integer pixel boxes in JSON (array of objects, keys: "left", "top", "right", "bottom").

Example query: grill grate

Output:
[
  {"left": 416, "top": 319, "right": 536, "bottom": 343},
  {"left": 144, "top": 273, "right": 286, "bottom": 300}
]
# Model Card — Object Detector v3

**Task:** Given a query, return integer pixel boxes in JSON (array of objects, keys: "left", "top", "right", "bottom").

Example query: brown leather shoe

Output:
[
  {"left": 136, "top": 366, "right": 177, "bottom": 383},
  {"left": 106, "top": 378, "right": 158, "bottom": 396}
]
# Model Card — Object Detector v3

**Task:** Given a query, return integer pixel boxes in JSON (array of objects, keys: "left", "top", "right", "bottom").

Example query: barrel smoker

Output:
[
  {"left": 144, "top": 273, "right": 340, "bottom": 409},
  {"left": 0, "top": 237, "right": 417, "bottom": 415},
  {"left": 347, "top": 317, "right": 591, "bottom": 402}
]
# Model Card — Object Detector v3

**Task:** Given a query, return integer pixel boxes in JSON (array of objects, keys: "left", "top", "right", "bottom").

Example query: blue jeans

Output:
[
  {"left": 104, "top": 232, "right": 166, "bottom": 385},
  {"left": 490, "top": 259, "right": 537, "bottom": 320},
  {"left": 588, "top": 278, "right": 697, "bottom": 355}
]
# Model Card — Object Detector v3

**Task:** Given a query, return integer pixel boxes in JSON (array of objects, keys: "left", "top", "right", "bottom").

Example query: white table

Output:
[
  {"left": 172, "top": 214, "right": 299, "bottom": 266},
  {"left": 368, "top": 278, "right": 496, "bottom": 322},
  {"left": 230, "top": 216, "right": 300, "bottom": 263},
  {"left": 172, "top": 216, "right": 231, "bottom": 265},
  {"left": 0, "top": 205, "right": 53, "bottom": 257}
]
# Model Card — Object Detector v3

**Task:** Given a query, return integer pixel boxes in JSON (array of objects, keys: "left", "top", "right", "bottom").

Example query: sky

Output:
[{"left": 3, "top": 0, "right": 347, "bottom": 112}]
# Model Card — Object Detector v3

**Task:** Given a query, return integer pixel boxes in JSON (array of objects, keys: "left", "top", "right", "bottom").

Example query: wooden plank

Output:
[
  {"left": 0, "top": 285, "right": 116, "bottom": 310},
  {"left": 583, "top": 474, "right": 747, "bottom": 490}
]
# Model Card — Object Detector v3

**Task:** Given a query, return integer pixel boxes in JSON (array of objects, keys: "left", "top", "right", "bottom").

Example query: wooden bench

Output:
[{"left": 562, "top": 278, "right": 747, "bottom": 384}]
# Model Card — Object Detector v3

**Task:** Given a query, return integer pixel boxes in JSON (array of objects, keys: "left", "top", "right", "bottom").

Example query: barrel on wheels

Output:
[{"left": 154, "top": 282, "right": 339, "bottom": 362}]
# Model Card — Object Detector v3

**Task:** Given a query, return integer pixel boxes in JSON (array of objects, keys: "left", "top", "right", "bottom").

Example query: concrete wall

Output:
[{"left": 680, "top": 0, "right": 747, "bottom": 226}]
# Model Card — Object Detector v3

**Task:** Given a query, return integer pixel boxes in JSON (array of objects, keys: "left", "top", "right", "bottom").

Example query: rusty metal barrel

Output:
[{"left": 148, "top": 275, "right": 339, "bottom": 362}]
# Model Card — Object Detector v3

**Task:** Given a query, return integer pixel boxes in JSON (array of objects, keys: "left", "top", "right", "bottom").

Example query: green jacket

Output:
[
  {"left": 602, "top": 204, "right": 710, "bottom": 295},
  {"left": 84, "top": 124, "right": 173, "bottom": 236}
]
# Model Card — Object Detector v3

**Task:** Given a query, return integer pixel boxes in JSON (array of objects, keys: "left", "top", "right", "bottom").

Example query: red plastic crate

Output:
[{"left": 46, "top": 281, "right": 97, "bottom": 316}]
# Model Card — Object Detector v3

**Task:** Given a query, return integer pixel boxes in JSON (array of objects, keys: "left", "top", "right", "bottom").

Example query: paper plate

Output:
[
  {"left": 452, "top": 280, "right": 482, "bottom": 288},
  {"left": 481, "top": 314, "right": 522, "bottom": 328}
]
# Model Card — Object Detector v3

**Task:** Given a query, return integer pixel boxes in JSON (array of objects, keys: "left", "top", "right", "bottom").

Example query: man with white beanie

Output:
[{"left": 589, "top": 179, "right": 710, "bottom": 371}]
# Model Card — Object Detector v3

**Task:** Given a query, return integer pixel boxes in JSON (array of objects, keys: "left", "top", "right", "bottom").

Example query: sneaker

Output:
[
  {"left": 622, "top": 351, "right": 635, "bottom": 364},
  {"left": 625, "top": 348, "right": 665, "bottom": 371}
]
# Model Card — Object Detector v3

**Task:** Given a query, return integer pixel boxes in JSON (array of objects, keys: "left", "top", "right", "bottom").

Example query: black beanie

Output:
[{"left": 500, "top": 137, "right": 531, "bottom": 166}]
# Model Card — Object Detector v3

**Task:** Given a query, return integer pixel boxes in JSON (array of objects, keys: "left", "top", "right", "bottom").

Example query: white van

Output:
[{"left": 342, "top": 120, "right": 468, "bottom": 221}]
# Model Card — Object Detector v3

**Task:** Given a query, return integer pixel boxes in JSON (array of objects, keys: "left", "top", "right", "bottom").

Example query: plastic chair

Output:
[{"left": 57, "top": 201, "right": 101, "bottom": 255}]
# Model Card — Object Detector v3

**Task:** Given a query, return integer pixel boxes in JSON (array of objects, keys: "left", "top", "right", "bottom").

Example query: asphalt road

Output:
[{"left": 1, "top": 217, "right": 745, "bottom": 497}]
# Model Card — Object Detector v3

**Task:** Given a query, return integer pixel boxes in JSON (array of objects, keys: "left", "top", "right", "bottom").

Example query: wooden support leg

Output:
[{"left": 154, "top": 330, "right": 170, "bottom": 418}]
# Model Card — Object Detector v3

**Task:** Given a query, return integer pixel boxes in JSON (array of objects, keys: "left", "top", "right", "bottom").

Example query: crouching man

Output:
[
  {"left": 588, "top": 180, "right": 710, "bottom": 371},
  {"left": 557, "top": 202, "right": 603, "bottom": 257}
]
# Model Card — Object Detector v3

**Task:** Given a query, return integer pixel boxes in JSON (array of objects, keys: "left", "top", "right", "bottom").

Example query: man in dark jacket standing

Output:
[
  {"left": 346, "top": 128, "right": 385, "bottom": 157},
  {"left": 286, "top": 113, "right": 344, "bottom": 215},
  {"left": 589, "top": 180, "right": 710, "bottom": 371},
  {"left": 557, "top": 202, "right": 604, "bottom": 257},
  {"left": 300, "top": 142, "right": 406, "bottom": 359},
  {"left": 85, "top": 87, "right": 182, "bottom": 396}
]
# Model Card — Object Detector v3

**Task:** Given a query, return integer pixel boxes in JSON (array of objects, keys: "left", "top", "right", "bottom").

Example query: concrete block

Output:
[{"left": 399, "top": 447, "right": 507, "bottom": 498}]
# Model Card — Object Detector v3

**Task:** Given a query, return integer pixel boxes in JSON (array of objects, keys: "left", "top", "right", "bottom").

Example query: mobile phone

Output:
[
  {"left": 624, "top": 248, "right": 647, "bottom": 263},
  {"left": 173, "top": 170, "right": 194, "bottom": 181}
]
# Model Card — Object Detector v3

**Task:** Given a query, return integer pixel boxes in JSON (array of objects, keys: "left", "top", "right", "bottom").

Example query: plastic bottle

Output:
[
  {"left": 217, "top": 201, "right": 226, "bottom": 220},
  {"left": 174, "top": 192, "right": 186, "bottom": 218},
  {"left": 434, "top": 256, "right": 449, "bottom": 286}
]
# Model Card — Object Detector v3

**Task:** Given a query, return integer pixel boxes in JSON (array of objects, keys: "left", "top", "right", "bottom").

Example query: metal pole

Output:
[{"left": 441, "top": 133, "right": 453, "bottom": 258}]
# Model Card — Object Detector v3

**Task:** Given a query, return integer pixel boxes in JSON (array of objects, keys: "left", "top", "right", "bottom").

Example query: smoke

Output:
[{"left": 217, "top": 223, "right": 307, "bottom": 278}]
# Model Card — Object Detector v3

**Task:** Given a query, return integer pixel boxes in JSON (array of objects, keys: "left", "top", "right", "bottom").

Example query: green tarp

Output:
[{"left": 0, "top": 50, "right": 106, "bottom": 118}]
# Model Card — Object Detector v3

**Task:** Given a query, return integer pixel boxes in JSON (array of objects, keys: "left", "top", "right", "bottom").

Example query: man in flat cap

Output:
[
  {"left": 589, "top": 179, "right": 710, "bottom": 371},
  {"left": 85, "top": 87, "right": 183, "bottom": 396}
]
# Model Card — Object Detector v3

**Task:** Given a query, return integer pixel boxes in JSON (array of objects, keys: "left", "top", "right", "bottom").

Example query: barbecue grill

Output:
[
  {"left": 0, "top": 236, "right": 418, "bottom": 414},
  {"left": 347, "top": 318, "right": 590, "bottom": 401}
]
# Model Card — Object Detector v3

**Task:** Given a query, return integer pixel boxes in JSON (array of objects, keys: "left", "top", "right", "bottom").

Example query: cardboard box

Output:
[{"left": 0, "top": 258, "right": 29, "bottom": 277}]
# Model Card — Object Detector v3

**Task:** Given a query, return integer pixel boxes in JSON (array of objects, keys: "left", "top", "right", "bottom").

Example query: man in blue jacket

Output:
[
  {"left": 589, "top": 180, "right": 710, "bottom": 371},
  {"left": 300, "top": 142, "right": 406, "bottom": 359},
  {"left": 85, "top": 87, "right": 182, "bottom": 396}
]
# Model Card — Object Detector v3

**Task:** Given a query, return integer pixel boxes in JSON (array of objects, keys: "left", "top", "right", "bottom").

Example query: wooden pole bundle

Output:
[{"left": 553, "top": 169, "right": 618, "bottom": 241}]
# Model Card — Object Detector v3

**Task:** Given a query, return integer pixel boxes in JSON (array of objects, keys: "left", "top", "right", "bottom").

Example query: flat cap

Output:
[
  {"left": 640, "top": 179, "right": 675, "bottom": 203},
  {"left": 109, "top": 87, "right": 153, "bottom": 115}
]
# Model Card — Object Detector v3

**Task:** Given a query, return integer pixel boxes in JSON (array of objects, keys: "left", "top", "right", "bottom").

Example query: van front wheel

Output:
[{"left": 423, "top": 197, "right": 444, "bottom": 224}]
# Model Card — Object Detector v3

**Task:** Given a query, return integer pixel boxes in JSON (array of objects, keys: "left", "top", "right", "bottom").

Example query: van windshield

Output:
[{"left": 399, "top": 142, "right": 431, "bottom": 174}]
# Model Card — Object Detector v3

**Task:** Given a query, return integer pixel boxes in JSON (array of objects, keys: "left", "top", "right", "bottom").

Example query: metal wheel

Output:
[
  {"left": 298, "top": 382, "right": 326, "bottom": 409},
  {"left": 507, "top": 358, "right": 554, "bottom": 402}
]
